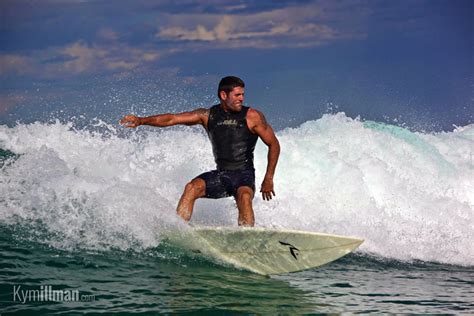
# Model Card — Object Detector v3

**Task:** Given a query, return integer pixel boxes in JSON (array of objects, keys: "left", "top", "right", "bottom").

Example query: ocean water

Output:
[{"left": 1, "top": 113, "right": 473, "bottom": 314}]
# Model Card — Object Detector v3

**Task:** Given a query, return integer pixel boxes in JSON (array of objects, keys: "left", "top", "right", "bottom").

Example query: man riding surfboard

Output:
[{"left": 120, "top": 76, "right": 280, "bottom": 226}]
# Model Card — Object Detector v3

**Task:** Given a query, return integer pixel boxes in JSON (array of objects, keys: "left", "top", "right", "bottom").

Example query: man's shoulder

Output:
[
  {"left": 246, "top": 107, "right": 268, "bottom": 129},
  {"left": 246, "top": 107, "right": 265, "bottom": 121},
  {"left": 185, "top": 108, "right": 210, "bottom": 127}
]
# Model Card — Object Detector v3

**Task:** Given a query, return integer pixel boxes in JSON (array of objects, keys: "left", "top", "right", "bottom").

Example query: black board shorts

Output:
[{"left": 195, "top": 169, "right": 255, "bottom": 199}]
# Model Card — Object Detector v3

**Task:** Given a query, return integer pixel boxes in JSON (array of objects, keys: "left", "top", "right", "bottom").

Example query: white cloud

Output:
[
  {"left": 0, "top": 41, "right": 165, "bottom": 78},
  {"left": 222, "top": 3, "right": 247, "bottom": 12},
  {"left": 57, "top": 42, "right": 164, "bottom": 74},
  {"left": 159, "top": 15, "right": 236, "bottom": 41},
  {"left": 0, "top": 55, "right": 36, "bottom": 75},
  {"left": 60, "top": 42, "right": 108, "bottom": 73},
  {"left": 97, "top": 28, "right": 119, "bottom": 41},
  {"left": 156, "top": 3, "right": 365, "bottom": 49}
]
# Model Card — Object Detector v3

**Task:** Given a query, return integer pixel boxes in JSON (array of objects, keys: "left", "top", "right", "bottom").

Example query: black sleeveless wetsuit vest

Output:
[{"left": 207, "top": 105, "right": 258, "bottom": 171}]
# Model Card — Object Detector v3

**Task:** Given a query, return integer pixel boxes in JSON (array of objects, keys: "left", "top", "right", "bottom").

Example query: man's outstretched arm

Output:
[
  {"left": 248, "top": 109, "right": 280, "bottom": 201},
  {"left": 120, "top": 108, "right": 209, "bottom": 128}
]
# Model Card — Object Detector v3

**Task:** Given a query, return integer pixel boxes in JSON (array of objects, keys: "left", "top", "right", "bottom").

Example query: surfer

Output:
[{"left": 120, "top": 76, "right": 280, "bottom": 226}]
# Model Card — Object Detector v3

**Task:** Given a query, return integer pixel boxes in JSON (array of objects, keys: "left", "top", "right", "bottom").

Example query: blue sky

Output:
[{"left": 0, "top": 0, "right": 472, "bottom": 131}]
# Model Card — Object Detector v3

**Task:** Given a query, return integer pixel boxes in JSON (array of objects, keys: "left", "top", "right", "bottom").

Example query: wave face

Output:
[{"left": 0, "top": 113, "right": 472, "bottom": 266}]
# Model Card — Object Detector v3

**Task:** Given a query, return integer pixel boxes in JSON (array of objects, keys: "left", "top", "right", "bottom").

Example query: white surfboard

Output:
[{"left": 166, "top": 226, "right": 363, "bottom": 275}]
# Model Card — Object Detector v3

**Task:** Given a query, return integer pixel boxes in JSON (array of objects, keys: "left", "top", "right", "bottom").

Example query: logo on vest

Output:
[{"left": 217, "top": 119, "right": 238, "bottom": 127}]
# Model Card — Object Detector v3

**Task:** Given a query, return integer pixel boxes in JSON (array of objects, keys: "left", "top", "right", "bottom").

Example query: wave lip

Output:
[{"left": 257, "top": 113, "right": 473, "bottom": 266}]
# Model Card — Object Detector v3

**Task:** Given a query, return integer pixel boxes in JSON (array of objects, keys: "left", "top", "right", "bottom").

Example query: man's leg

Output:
[
  {"left": 176, "top": 178, "right": 206, "bottom": 221},
  {"left": 235, "top": 186, "right": 255, "bottom": 227}
]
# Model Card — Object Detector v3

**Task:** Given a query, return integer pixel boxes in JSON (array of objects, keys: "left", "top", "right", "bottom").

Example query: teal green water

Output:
[{"left": 1, "top": 224, "right": 473, "bottom": 314}]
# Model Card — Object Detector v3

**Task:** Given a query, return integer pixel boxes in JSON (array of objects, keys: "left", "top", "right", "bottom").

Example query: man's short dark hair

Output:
[{"left": 218, "top": 76, "right": 245, "bottom": 100}]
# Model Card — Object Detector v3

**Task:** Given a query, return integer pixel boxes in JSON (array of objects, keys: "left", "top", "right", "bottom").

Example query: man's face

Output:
[{"left": 221, "top": 86, "right": 244, "bottom": 112}]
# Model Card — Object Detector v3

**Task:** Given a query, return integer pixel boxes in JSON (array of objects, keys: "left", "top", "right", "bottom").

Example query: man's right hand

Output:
[{"left": 120, "top": 115, "right": 141, "bottom": 128}]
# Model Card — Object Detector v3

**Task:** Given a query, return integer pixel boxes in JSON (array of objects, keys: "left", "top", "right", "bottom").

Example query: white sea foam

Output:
[{"left": 0, "top": 113, "right": 473, "bottom": 265}]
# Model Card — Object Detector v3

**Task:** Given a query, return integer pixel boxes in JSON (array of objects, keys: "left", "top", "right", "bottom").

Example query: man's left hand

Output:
[{"left": 260, "top": 177, "right": 275, "bottom": 201}]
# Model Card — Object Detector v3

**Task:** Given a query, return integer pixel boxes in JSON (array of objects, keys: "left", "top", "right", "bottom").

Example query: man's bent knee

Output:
[
  {"left": 236, "top": 186, "right": 254, "bottom": 202},
  {"left": 184, "top": 178, "right": 206, "bottom": 198}
]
